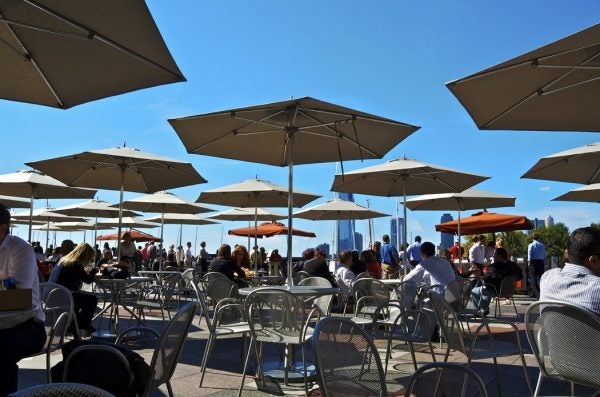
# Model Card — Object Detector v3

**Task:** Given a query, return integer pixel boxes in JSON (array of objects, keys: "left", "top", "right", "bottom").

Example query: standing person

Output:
[
  {"left": 406, "top": 236, "right": 423, "bottom": 268},
  {"left": 184, "top": 242, "right": 194, "bottom": 269},
  {"left": 540, "top": 227, "right": 600, "bottom": 314},
  {"left": 380, "top": 234, "right": 400, "bottom": 279},
  {"left": 372, "top": 241, "right": 382, "bottom": 263},
  {"left": 449, "top": 240, "right": 464, "bottom": 262},
  {"left": 198, "top": 241, "right": 209, "bottom": 275},
  {"left": 147, "top": 241, "right": 158, "bottom": 270},
  {"left": 469, "top": 235, "right": 485, "bottom": 272},
  {"left": 0, "top": 207, "right": 46, "bottom": 396},
  {"left": 176, "top": 245, "right": 185, "bottom": 268},
  {"left": 528, "top": 233, "right": 547, "bottom": 299},
  {"left": 49, "top": 243, "right": 99, "bottom": 335}
]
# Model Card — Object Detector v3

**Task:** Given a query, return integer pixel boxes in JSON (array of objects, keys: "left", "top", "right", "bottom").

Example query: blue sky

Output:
[{"left": 3, "top": 1, "right": 599, "bottom": 255}]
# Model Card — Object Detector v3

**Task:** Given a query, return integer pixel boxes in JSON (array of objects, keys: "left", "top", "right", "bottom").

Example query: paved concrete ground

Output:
[{"left": 16, "top": 295, "right": 597, "bottom": 396}]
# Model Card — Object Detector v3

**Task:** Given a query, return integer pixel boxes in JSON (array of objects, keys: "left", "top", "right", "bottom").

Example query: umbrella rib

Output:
[
  {"left": 23, "top": 0, "right": 184, "bottom": 80},
  {"left": 303, "top": 107, "right": 416, "bottom": 128},
  {"left": 0, "top": 11, "right": 64, "bottom": 107}
]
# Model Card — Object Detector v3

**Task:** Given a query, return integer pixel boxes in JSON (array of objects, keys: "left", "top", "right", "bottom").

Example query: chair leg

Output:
[
  {"left": 519, "top": 350, "right": 533, "bottom": 395},
  {"left": 493, "top": 356, "right": 502, "bottom": 397},
  {"left": 427, "top": 340, "right": 437, "bottom": 363},
  {"left": 407, "top": 341, "right": 418, "bottom": 371},
  {"left": 166, "top": 381, "right": 174, "bottom": 397},
  {"left": 199, "top": 334, "right": 216, "bottom": 387},
  {"left": 533, "top": 372, "right": 543, "bottom": 397},
  {"left": 238, "top": 338, "right": 254, "bottom": 397},
  {"left": 511, "top": 297, "right": 519, "bottom": 320}
]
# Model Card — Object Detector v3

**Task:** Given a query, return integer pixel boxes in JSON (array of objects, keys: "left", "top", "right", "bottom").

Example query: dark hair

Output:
[
  {"left": 0, "top": 206, "right": 10, "bottom": 225},
  {"left": 303, "top": 248, "right": 315, "bottom": 260},
  {"left": 494, "top": 247, "right": 508, "bottom": 260},
  {"left": 218, "top": 244, "right": 232, "bottom": 259},
  {"left": 360, "top": 250, "right": 375, "bottom": 263},
  {"left": 382, "top": 234, "right": 390, "bottom": 243},
  {"left": 339, "top": 250, "right": 353, "bottom": 263},
  {"left": 567, "top": 227, "right": 600, "bottom": 265},
  {"left": 420, "top": 241, "right": 435, "bottom": 257},
  {"left": 415, "top": 235, "right": 422, "bottom": 242}
]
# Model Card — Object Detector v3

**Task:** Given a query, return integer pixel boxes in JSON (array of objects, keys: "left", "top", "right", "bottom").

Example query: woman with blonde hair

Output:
[{"left": 49, "top": 243, "right": 99, "bottom": 335}]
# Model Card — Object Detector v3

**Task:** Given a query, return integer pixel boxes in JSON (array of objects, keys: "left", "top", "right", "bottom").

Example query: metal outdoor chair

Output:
[
  {"left": 487, "top": 275, "right": 519, "bottom": 319},
  {"left": 239, "top": 288, "right": 319, "bottom": 396},
  {"left": 193, "top": 281, "right": 250, "bottom": 387},
  {"left": 525, "top": 300, "right": 600, "bottom": 397},
  {"left": 428, "top": 290, "right": 533, "bottom": 397},
  {"left": 9, "top": 382, "right": 117, "bottom": 397},
  {"left": 134, "top": 272, "right": 181, "bottom": 323},
  {"left": 40, "top": 282, "right": 78, "bottom": 337},
  {"left": 63, "top": 344, "right": 133, "bottom": 397},
  {"left": 348, "top": 278, "right": 390, "bottom": 327},
  {"left": 298, "top": 276, "right": 334, "bottom": 316},
  {"left": 405, "top": 362, "right": 489, "bottom": 397},
  {"left": 313, "top": 316, "right": 387, "bottom": 397}
]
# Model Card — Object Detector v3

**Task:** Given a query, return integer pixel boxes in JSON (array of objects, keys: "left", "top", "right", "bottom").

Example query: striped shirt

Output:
[
  {"left": 404, "top": 256, "right": 457, "bottom": 288},
  {"left": 540, "top": 263, "right": 600, "bottom": 316}
]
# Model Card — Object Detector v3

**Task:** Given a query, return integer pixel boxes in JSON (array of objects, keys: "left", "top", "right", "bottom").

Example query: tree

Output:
[
  {"left": 498, "top": 231, "right": 529, "bottom": 258},
  {"left": 534, "top": 223, "right": 570, "bottom": 260}
]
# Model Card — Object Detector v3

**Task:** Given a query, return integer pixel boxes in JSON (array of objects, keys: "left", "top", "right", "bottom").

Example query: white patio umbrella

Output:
[
  {"left": 49, "top": 220, "right": 108, "bottom": 244},
  {"left": 405, "top": 188, "right": 516, "bottom": 267},
  {"left": 0, "top": 170, "right": 96, "bottom": 242},
  {"left": 522, "top": 142, "right": 600, "bottom": 184},
  {"left": 26, "top": 146, "right": 207, "bottom": 258},
  {"left": 197, "top": 178, "right": 320, "bottom": 271},
  {"left": 12, "top": 207, "right": 86, "bottom": 249},
  {"left": 552, "top": 183, "right": 600, "bottom": 203},
  {"left": 118, "top": 190, "right": 214, "bottom": 263},
  {"left": 144, "top": 213, "right": 218, "bottom": 248},
  {"left": 96, "top": 216, "right": 160, "bottom": 229},
  {"left": 331, "top": 158, "right": 488, "bottom": 266},
  {"left": 52, "top": 199, "right": 140, "bottom": 243},
  {"left": 0, "top": 195, "right": 30, "bottom": 209},
  {"left": 169, "top": 97, "right": 419, "bottom": 286}
]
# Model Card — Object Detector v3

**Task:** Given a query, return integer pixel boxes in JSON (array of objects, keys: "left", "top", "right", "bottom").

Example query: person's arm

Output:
[
  {"left": 527, "top": 243, "right": 533, "bottom": 261},
  {"left": 79, "top": 264, "right": 98, "bottom": 284},
  {"left": 403, "top": 265, "right": 424, "bottom": 284},
  {"left": 10, "top": 241, "right": 37, "bottom": 290}
]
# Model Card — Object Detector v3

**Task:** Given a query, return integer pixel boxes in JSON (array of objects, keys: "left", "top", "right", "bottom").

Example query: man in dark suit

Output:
[
  {"left": 208, "top": 244, "right": 246, "bottom": 287},
  {"left": 302, "top": 249, "right": 336, "bottom": 286}
]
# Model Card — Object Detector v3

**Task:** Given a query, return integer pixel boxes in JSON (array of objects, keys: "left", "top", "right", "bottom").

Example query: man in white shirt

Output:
[
  {"left": 0, "top": 206, "right": 46, "bottom": 395},
  {"left": 184, "top": 241, "right": 194, "bottom": 268},
  {"left": 335, "top": 250, "right": 356, "bottom": 299},
  {"left": 469, "top": 235, "right": 486, "bottom": 271},
  {"left": 404, "top": 242, "right": 456, "bottom": 289}
]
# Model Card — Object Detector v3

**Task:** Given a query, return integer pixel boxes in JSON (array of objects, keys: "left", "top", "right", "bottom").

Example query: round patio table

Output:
[
  {"left": 238, "top": 285, "right": 339, "bottom": 383},
  {"left": 0, "top": 306, "right": 37, "bottom": 330},
  {"left": 92, "top": 276, "right": 152, "bottom": 338}
]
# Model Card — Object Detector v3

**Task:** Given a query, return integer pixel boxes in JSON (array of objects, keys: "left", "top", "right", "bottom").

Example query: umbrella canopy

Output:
[
  {"left": 96, "top": 217, "right": 159, "bottom": 229},
  {"left": 53, "top": 199, "right": 140, "bottom": 218},
  {"left": 294, "top": 198, "right": 390, "bottom": 220},
  {"left": 0, "top": 170, "right": 96, "bottom": 241},
  {"left": 209, "top": 207, "right": 286, "bottom": 221},
  {"left": 229, "top": 221, "right": 316, "bottom": 239},
  {"left": 119, "top": 190, "right": 214, "bottom": 214},
  {"left": 170, "top": 97, "right": 419, "bottom": 286},
  {"left": 144, "top": 213, "right": 218, "bottom": 225},
  {"left": 553, "top": 183, "right": 600, "bottom": 203},
  {"left": 31, "top": 223, "right": 63, "bottom": 231},
  {"left": 0, "top": 194, "right": 30, "bottom": 209},
  {"left": 331, "top": 158, "right": 488, "bottom": 265},
  {"left": 405, "top": 188, "right": 515, "bottom": 211},
  {"left": 446, "top": 23, "right": 600, "bottom": 132},
  {"left": 49, "top": 220, "right": 103, "bottom": 231},
  {"left": 26, "top": 146, "right": 207, "bottom": 258},
  {"left": 0, "top": 0, "right": 185, "bottom": 109},
  {"left": 435, "top": 211, "right": 533, "bottom": 235},
  {"left": 12, "top": 208, "right": 85, "bottom": 223},
  {"left": 97, "top": 230, "right": 161, "bottom": 242},
  {"left": 521, "top": 142, "right": 600, "bottom": 184},
  {"left": 197, "top": 179, "right": 320, "bottom": 207}
]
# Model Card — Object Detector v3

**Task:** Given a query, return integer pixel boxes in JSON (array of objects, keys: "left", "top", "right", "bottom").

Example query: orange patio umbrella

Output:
[
  {"left": 228, "top": 221, "right": 316, "bottom": 239},
  {"left": 435, "top": 210, "right": 533, "bottom": 235},
  {"left": 96, "top": 229, "right": 161, "bottom": 242}
]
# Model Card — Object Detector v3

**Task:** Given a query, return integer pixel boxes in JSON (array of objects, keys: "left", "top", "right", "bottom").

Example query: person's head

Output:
[
  {"left": 439, "top": 248, "right": 452, "bottom": 262},
  {"left": 169, "top": 244, "right": 175, "bottom": 250},
  {"left": 339, "top": 250, "right": 353, "bottom": 266},
  {"left": 496, "top": 238, "right": 505, "bottom": 248},
  {"left": 419, "top": 241, "right": 435, "bottom": 258},
  {"left": 218, "top": 244, "right": 232, "bottom": 259},
  {"left": 0, "top": 206, "right": 10, "bottom": 241},
  {"left": 232, "top": 245, "right": 250, "bottom": 267},
  {"left": 486, "top": 240, "right": 495, "bottom": 248},
  {"left": 532, "top": 233, "right": 540, "bottom": 241},
  {"left": 493, "top": 247, "right": 509, "bottom": 263},
  {"left": 200, "top": 241, "right": 206, "bottom": 248},
  {"left": 567, "top": 227, "right": 600, "bottom": 275},
  {"left": 122, "top": 232, "right": 132, "bottom": 244},
  {"left": 187, "top": 241, "right": 191, "bottom": 248},
  {"left": 303, "top": 248, "right": 315, "bottom": 261},
  {"left": 472, "top": 236, "right": 480, "bottom": 243},
  {"left": 315, "top": 249, "right": 326, "bottom": 261},
  {"left": 478, "top": 235, "right": 486, "bottom": 243},
  {"left": 454, "top": 241, "right": 460, "bottom": 246},
  {"left": 360, "top": 250, "right": 376, "bottom": 263},
  {"left": 415, "top": 236, "right": 422, "bottom": 243},
  {"left": 260, "top": 247, "right": 265, "bottom": 253},
  {"left": 102, "top": 249, "right": 112, "bottom": 259},
  {"left": 59, "top": 243, "right": 95, "bottom": 267},
  {"left": 373, "top": 241, "right": 381, "bottom": 252},
  {"left": 60, "top": 239, "right": 75, "bottom": 256},
  {"left": 382, "top": 234, "right": 390, "bottom": 243}
]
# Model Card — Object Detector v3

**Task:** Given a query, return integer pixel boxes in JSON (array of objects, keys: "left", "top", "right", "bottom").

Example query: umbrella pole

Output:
[
  {"left": 159, "top": 208, "right": 165, "bottom": 270},
  {"left": 402, "top": 183, "right": 408, "bottom": 276},
  {"left": 457, "top": 210, "right": 462, "bottom": 273},
  {"left": 286, "top": 132, "right": 295, "bottom": 287},
  {"left": 254, "top": 203, "right": 258, "bottom": 271},
  {"left": 94, "top": 214, "right": 98, "bottom": 246},
  {"left": 28, "top": 193, "right": 35, "bottom": 243},
  {"left": 45, "top": 219, "right": 49, "bottom": 252},
  {"left": 247, "top": 221, "right": 251, "bottom": 251},
  {"left": 116, "top": 165, "right": 125, "bottom": 260}
]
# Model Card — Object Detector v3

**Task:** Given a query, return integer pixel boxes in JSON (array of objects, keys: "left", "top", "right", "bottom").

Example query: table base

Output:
[{"left": 261, "top": 359, "right": 316, "bottom": 383}]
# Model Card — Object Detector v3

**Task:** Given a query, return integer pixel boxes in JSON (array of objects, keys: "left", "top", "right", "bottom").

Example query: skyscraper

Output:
[
  {"left": 390, "top": 217, "right": 398, "bottom": 249},
  {"left": 337, "top": 192, "right": 356, "bottom": 252},
  {"left": 440, "top": 213, "right": 454, "bottom": 249},
  {"left": 545, "top": 215, "right": 554, "bottom": 227}
]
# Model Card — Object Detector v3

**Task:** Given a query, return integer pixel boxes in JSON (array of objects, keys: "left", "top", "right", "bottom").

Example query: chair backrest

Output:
[
  {"left": 205, "top": 277, "right": 239, "bottom": 303},
  {"left": 146, "top": 301, "right": 198, "bottom": 395},
  {"left": 63, "top": 344, "right": 133, "bottom": 396},
  {"left": 192, "top": 281, "right": 244, "bottom": 333},
  {"left": 354, "top": 271, "right": 373, "bottom": 281},
  {"left": 8, "top": 382, "right": 117, "bottom": 397},
  {"left": 245, "top": 288, "right": 308, "bottom": 344},
  {"left": 428, "top": 291, "right": 470, "bottom": 355},
  {"left": 525, "top": 300, "right": 600, "bottom": 389},
  {"left": 298, "top": 277, "right": 334, "bottom": 316},
  {"left": 200, "top": 271, "right": 228, "bottom": 290},
  {"left": 163, "top": 265, "right": 180, "bottom": 272},
  {"left": 352, "top": 278, "right": 390, "bottom": 317},
  {"left": 116, "top": 327, "right": 161, "bottom": 350},
  {"left": 497, "top": 275, "right": 518, "bottom": 299},
  {"left": 405, "top": 362, "right": 488, "bottom": 397},
  {"left": 394, "top": 279, "right": 418, "bottom": 310},
  {"left": 444, "top": 277, "right": 472, "bottom": 313},
  {"left": 295, "top": 270, "right": 310, "bottom": 284},
  {"left": 47, "top": 311, "right": 69, "bottom": 355},
  {"left": 313, "top": 316, "right": 386, "bottom": 397},
  {"left": 181, "top": 268, "right": 194, "bottom": 288},
  {"left": 39, "top": 282, "right": 74, "bottom": 330}
]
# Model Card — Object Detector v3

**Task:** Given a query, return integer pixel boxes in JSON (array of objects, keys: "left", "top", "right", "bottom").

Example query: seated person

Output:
[
  {"left": 471, "top": 247, "right": 522, "bottom": 314},
  {"left": 0, "top": 207, "right": 46, "bottom": 395},
  {"left": 360, "top": 249, "right": 382, "bottom": 279},
  {"left": 334, "top": 250, "right": 356, "bottom": 299},
  {"left": 302, "top": 249, "right": 336, "bottom": 286},
  {"left": 209, "top": 244, "right": 246, "bottom": 287},
  {"left": 96, "top": 248, "right": 113, "bottom": 267},
  {"left": 49, "top": 243, "right": 99, "bottom": 335},
  {"left": 540, "top": 227, "right": 600, "bottom": 315},
  {"left": 404, "top": 241, "right": 457, "bottom": 290},
  {"left": 350, "top": 250, "right": 367, "bottom": 276}
]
